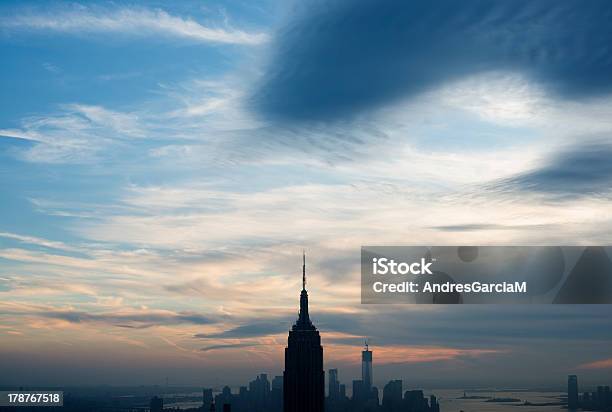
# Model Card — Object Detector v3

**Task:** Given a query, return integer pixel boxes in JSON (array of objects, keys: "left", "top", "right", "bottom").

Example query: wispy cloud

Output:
[
  {"left": 1, "top": 6, "right": 268, "bottom": 45},
  {"left": 1, "top": 303, "right": 217, "bottom": 329},
  {"left": 195, "top": 322, "right": 287, "bottom": 339},
  {"left": 327, "top": 344, "right": 501, "bottom": 366},
  {"left": 578, "top": 358, "right": 612, "bottom": 370},
  {"left": 200, "top": 342, "right": 260, "bottom": 352},
  {"left": 0, "top": 104, "right": 147, "bottom": 163},
  {"left": 0, "top": 232, "right": 79, "bottom": 253}
]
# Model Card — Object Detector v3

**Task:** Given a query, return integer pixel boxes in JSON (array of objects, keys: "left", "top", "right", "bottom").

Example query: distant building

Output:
[
  {"left": 150, "top": 396, "right": 163, "bottom": 412},
  {"left": 568, "top": 375, "right": 578, "bottom": 410},
  {"left": 580, "top": 384, "right": 612, "bottom": 411},
  {"left": 404, "top": 390, "right": 429, "bottom": 412},
  {"left": 271, "top": 375, "right": 283, "bottom": 412},
  {"left": 597, "top": 385, "right": 611, "bottom": 410},
  {"left": 362, "top": 342, "right": 373, "bottom": 392},
  {"left": 382, "top": 380, "right": 402, "bottom": 412},
  {"left": 429, "top": 395, "right": 440, "bottom": 412},
  {"left": 350, "top": 342, "right": 379, "bottom": 411},
  {"left": 215, "top": 386, "right": 232, "bottom": 412},
  {"left": 329, "top": 368, "right": 340, "bottom": 400},
  {"left": 272, "top": 375, "right": 283, "bottom": 391},
  {"left": 352, "top": 380, "right": 365, "bottom": 403},
  {"left": 203, "top": 388, "right": 213, "bottom": 410},
  {"left": 283, "top": 253, "right": 324, "bottom": 412},
  {"left": 249, "top": 373, "right": 270, "bottom": 412}
]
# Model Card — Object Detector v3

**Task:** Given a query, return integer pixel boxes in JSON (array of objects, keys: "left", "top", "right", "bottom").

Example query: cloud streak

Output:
[
  {"left": 579, "top": 358, "right": 612, "bottom": 370},
  {"left": 195, "top": 322, "right": 287, "bottom": 339},
  {"left": 36, "top": 308, "right": 216, "bottom": 328},
  {"left": 493, "top": 141, "right": 612, "bottom": 198},
  {"left": 0, "top": 232, "right": 79, "bottom": 253},
  {"left": 1, "top": 6, "right": 268, "bottom": 45},
  {"left": 200, "top": 342, "right": 260, "bottom": 352}
]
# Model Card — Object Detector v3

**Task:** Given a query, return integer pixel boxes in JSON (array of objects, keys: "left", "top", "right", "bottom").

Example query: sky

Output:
[{"left": 1, "top": 0, "right": 612, "bottom": 389}]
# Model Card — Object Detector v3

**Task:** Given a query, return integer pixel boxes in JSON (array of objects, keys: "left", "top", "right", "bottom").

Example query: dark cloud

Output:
[
  {"left": 192, "top": 306, "right": 612, "bottom": 350},
  {"left": 200, "top": 343, "right": 260, "bottom": 352},
  {"left": 313, "top": 306, "right": 612, "bottom": 348},
  {"left": 39, "top": 309, "right": 216, "bottom": 328},
  {"left": 253, "top": 0, "right": 612, "bottom": 122},
  {"left": 195, "top": 321, "right": 287, "bottom": 339},
  {"left": 494, "top": 142, "right": 612, "bottom": 198}
]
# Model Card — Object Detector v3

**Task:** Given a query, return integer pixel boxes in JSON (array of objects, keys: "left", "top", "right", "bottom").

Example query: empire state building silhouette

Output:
[{"left": 283, "top": 253, "right": 325, "bottom": 412}]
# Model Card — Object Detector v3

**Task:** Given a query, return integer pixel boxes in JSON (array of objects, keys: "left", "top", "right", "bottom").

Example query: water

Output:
[
  {"left": 435, "top": 389, "right": 565, "bottom": 412},
  {"left": 164, "top": 389, "right": 566, "bottom": 411}
]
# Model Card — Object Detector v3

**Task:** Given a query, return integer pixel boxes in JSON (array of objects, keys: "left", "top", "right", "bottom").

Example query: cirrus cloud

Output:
[{"left": 0, "top": 6, "right": 268, "bottom": 45}]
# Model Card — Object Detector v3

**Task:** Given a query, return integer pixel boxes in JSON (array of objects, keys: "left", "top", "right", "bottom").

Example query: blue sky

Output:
[{"left": 1, "top": 0, "right": 612, "bottom": 387}]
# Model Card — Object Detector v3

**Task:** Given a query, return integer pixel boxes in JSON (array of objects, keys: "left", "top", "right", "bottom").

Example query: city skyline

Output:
[{"left": 1, "top": 0, "right": 612, "bottom": 389}]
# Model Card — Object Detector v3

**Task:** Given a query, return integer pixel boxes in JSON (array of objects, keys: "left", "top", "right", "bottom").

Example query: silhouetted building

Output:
[
  {"left": 580, "top": 384, "right": 612, "bottom": 411},
  {"left": 404, "top": 390, "right": 429, "bottom": 412},
  {"left": 326, "top": 368, "right": 350, "bottom": 412},
  {"left": 369, "top": 386, "right": 380, "bottom": 410},
  {"left": 215, "top": 386, "right": 233, "bottom": 412},
  {"left": 339, "top": 384, "right": 346, "bottom": 399},
  {"left": 329, "top": 369, "right": 340, "bottom": 400},
  {"left": 150, "top": 396, "right": 163, "bottom": 412},
  {"left": 429, "top": 395, "right": 440, "bottom": 412},
  {"left": 351, "top": 343, "right": 379, "bottom": 411},
  {"left": 362, "top": 342, "right": 373, "bottom": 392},
  {"left": 284, "top": 253, "right": 325, "bottom": 412},
  {"left": 271, "top": 375, "right": 283, "bottom": 412},
  {"left": 352, "top": 380, "right": 365, "bottom": 403},
  {"left": 203, "top": 388, "right": 213, "bottom": 410},
  {"left": 272, "top": 375, "right": 284, "bottom": 391},
  {"left": 249, "top": 373, "right": 270, "bottom": 412},
  {"left": 582, "top": 391, "right": 591, "bottom": 404},
  {"left": 382, "top": 380, "right": 402, "bottom": 412},
  {"left": 596, "top": 385, "right": 611, "bottom": 410},
  {"left": 568, "top": 375, "right": 578, "bottom": 410}
]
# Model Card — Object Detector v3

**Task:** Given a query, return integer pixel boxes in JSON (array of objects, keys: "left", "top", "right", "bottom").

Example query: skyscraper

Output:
[
  {"left": 203, "top": 388, "right": 213, "bottom": 410},
  {"left": 339, "top": 384, "right": 346, "bottom": 399},
  {"left": 362, "top": 341, "right": 373, "bottom": 392},
  {"left": 271, "top": 375, "right": 283, "bottom": 412},
  {"left": 568, "top": 375, "right": 579, "bottom": 410},
  {"left": 284, "top": 253, "right": 325, "bottom": 412},
  {"left": 249, "top": 373, "right": 270, "bottom": 412},
  {"left": 382, "top": 380, "right": 402, "bottom": 412},
  {"left": 150, "top": 396, "right": 163, "bottom": 412},
  {"left": 328, "top": 369, "right": 340, "bottom": 400}
]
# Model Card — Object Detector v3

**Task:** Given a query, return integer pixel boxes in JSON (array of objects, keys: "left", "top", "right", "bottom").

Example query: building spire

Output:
[
  {"left": 295, "top": 251, "right": 314, "bottom": 330},
  {"left": 302, "top": 250, "right": 306, "bottom": 291}
]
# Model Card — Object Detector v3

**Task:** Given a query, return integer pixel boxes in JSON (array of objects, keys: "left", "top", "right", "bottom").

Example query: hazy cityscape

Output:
[
  {"left": 2, "top": 259, "right": 610, "bottom": 412},
  {"left": 2, "top": 355, "right": 611, "bottom": 411}
]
